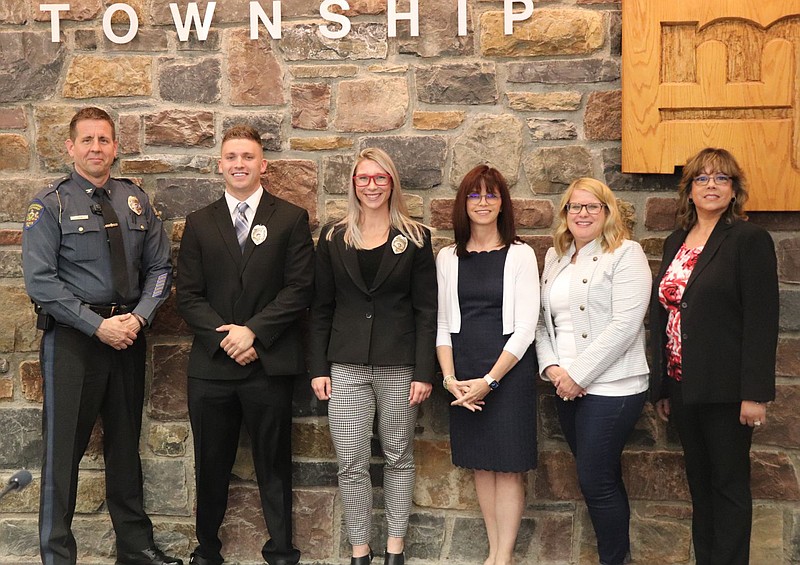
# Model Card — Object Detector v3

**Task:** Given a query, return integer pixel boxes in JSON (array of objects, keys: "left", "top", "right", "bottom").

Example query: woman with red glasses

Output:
[
  {"left": 310, "top": 148, "right": 437, "bottom": 565},
  {"left": 651, "top": 148, "right": 778, "bottom": 565}
]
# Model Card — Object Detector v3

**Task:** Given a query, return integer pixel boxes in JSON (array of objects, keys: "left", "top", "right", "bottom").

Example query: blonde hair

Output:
[
  {"left": 553, "top": 178, "right": 629, "bottom": 257},
  {"left": 327, "top": 147, "right": 427, "bottom": 249}
]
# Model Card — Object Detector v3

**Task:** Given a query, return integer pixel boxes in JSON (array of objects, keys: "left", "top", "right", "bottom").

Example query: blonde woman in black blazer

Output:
[
  {"left": 310, "top": 148, "right": 437, "bottom": 565},
  {"left": 651, "top": 148, "right": 778, "bottom": 565}
]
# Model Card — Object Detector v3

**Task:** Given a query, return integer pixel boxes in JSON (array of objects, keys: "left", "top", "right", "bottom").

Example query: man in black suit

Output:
[{"left": 176, "top": 125, "right": 314, "bottom": 565}]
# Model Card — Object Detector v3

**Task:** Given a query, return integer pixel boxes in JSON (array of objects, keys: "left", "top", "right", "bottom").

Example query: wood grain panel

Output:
[{"left": 623, "top": 1, "right": 800, "bottom": 210}]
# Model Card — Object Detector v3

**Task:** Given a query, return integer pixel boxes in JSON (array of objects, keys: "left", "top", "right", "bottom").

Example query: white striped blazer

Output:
[{"left": 535, "top": 238, "right": 651, "bottom": 389}]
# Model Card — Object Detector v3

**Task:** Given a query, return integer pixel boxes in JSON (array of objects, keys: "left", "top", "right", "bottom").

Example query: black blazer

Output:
[
  {"left": 176, "top": 190, "right": 314, "bottom": 379},
  {"left": 649, "top": 219, "right": 778, "bottom": 404},
  {"left": 309, "top": 224, "right": 437, "bottom": 382}
]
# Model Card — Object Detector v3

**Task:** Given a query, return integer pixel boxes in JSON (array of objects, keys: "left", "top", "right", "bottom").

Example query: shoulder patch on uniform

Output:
[{"left": 24, "top": 199, "right": 45, "bottom": 230}]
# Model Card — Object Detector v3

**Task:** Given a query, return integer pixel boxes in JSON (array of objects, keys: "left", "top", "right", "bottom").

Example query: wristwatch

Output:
[{"left": 483, "top": 374, "right": 499, "bottom": 390}]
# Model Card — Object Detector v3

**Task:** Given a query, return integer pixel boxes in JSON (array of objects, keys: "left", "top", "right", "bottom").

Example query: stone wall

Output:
[{"left": 0, "top": 1, "right": 799, "bottom": 563}]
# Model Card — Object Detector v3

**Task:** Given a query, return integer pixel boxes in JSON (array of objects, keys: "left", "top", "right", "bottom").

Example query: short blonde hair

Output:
[{"left": 552, "top": 178, "right": 629, "bottom": 257}]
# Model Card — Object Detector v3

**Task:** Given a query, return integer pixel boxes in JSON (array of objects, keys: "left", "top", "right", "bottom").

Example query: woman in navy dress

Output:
[{"left": 436, "top": 165, "right": 539, "bottom": 565}]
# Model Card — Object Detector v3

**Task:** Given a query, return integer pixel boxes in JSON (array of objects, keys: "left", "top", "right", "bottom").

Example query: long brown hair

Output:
[{"left": 452, "top": 165, "right": 517, "bottom": 258}]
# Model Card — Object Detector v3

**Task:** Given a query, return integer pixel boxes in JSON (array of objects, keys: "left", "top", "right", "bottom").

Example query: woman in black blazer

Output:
[
  {"left": 310, "top": 148, "right": 437, "bottom": 565},
  {"left": 651, "top": 148, "right": 778, "bottom": 565}
]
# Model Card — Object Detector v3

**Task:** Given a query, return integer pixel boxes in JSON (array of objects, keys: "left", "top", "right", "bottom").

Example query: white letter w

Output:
[{"left": 170, "top": 2, "right": 216, "bottom": 41}]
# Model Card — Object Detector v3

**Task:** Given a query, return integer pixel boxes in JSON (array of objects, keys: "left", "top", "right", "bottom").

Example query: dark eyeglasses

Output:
[
  {"left": 693, "top": 174, "right": 731, "bottom": 186},
  {"left": 353, "top": 174, "right": 392, "bottom": 187},
  {"left": 565, "top": 202, "right": 605, "bottom": 215},
  {"left": 467, "top": 192, "right": 500, "bottom": 203}
]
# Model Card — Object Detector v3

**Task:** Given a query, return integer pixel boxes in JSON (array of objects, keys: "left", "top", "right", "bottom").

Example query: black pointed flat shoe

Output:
[
  {"left": 384, "top": 551, "right": 404, "bottom": 565},
  {"left": 351, "top": 548, "right": 374, "bottom": 565}
]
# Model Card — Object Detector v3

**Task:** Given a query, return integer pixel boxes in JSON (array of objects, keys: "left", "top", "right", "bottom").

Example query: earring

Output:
[
  {"left": 731, "top": 196, "right": 736, "bottom": 203},
  {"left": 688, "top": 197, "right": 693, "bottom": 204}
]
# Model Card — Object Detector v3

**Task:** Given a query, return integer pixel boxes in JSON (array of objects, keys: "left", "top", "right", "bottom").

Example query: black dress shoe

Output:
[
  {"left": 188, "top": 552, "right": 223, "bottom": 565},
  {"left": 188, "top": 552, "right": 224, "bottom": 565},
  {"left": 350, "top": 548, "right": 374, "bottom": 565},
  {"left": 384, "top": 551, "right": 404, "bottom": 565},
  {"left": 116, "top": 547, "right": 184, "bottom": 565}
]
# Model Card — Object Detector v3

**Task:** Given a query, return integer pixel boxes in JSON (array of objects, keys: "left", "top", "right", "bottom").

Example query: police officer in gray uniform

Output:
[{"left": 22, "top": 107, "right": 181, "bottom": 565}]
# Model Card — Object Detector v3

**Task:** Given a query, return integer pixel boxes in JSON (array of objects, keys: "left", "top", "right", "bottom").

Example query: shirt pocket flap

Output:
[{"left": 126, "top": 216, "right": 149, "bottom": 232}]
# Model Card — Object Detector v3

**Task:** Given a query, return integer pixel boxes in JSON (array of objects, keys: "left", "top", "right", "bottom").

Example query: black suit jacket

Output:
[
  {"left": 649, "top": 219, "right": 778, "bottom": 404},
  {"left": 309, "top": 224, "right": 437, "bottom": 382},
  {"left": 176, "top": 189, "right": 314, "bottom": 379}
]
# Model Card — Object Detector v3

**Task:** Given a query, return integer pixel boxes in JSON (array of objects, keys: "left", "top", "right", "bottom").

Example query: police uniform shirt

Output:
[{"left": 22, "top": 170, "right": 172, "bottom": 337}]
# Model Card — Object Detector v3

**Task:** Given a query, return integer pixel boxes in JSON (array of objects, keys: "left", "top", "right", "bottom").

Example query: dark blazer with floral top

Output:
[
  {"left": 649, "top": 219, "right": 778, "bottom": 405},
  {"left": 309, "top": 223, "right": 437, "bottom": 382}
]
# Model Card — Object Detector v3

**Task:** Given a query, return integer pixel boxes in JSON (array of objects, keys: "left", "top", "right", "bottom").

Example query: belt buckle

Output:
[{"left": 108, "top": 304, "right": 117, "bottom": 317}]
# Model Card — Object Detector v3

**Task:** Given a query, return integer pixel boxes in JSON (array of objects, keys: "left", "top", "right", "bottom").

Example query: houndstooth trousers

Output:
[{"left": 329, "top": 363, "right": 418, "bottom": 545}]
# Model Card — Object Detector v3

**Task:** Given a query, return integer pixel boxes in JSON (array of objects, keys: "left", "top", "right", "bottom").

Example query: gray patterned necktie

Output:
[{"left": 234, "top": 201, "right": 249, "bottom": 253}]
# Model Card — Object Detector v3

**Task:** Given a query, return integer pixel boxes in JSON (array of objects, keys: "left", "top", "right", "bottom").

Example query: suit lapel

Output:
[
  {"left": 685, "top": 220, "right": 732, "bottom": 292},
  {"left": 335, "top": 231, "right": 370, "bottom": 295},
  {"left": 212, "top": 197, "right": 244, "bottom": 267},
  {"left": 370, "top": 227, "right": 404, "bottom": 291},
  {"left": 241, "top": 189, "right": 276, "bottom": 270}
]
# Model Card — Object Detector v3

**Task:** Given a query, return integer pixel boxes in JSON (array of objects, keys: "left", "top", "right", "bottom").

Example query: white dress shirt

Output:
[{"left": 224, "top": 188, "right": 263, "bottom": 229}]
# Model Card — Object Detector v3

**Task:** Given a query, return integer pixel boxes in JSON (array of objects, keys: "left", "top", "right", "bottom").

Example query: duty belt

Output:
[{"left": 85, "top": 303, "right": 136, "bottom": 318}]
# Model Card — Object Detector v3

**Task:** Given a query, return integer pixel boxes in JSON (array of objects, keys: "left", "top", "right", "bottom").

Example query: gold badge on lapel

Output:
[
  {"left": 251, "top": 224, "right": 267, "bottom": 245},
  {"left": 128, "top": 196, "right": 142, "bottom": 215},
  {"left": 391, "top": 234, "right": 408, "bottom": 255}
]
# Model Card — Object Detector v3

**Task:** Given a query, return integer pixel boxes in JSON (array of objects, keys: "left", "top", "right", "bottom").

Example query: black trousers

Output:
[
  {"left": 188, "top": 372, "right": 299, "bottom": 565},
  {"left": 39, "top": 325, "right": 154, "bottom": 565},
  {"left": 669, "top": 380, "right": 754, "bottom": 565}
]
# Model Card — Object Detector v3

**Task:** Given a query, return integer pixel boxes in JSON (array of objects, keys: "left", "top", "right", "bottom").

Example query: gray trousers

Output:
[{"left": 329, "top": 363, "right": 418, "bottom": 545}]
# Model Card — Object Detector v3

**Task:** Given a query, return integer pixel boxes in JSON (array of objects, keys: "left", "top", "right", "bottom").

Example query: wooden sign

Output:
[{"left": 622, "top": 1, "right": 800, "bottom": 210}]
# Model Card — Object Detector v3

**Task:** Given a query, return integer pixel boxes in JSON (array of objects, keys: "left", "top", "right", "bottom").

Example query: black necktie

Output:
[{"left": 98, "top": 188, "right": 130, "bottom": 303}]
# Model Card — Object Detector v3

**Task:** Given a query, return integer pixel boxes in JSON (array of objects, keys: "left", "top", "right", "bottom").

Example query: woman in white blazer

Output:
[{"left": 535, "top": 178, "right": 651, "bottom": 565}]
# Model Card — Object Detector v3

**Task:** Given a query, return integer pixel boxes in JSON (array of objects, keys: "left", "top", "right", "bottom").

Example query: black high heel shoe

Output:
[
  {"left": 384, "top": 551, "right": 404, "bottom": 565},
  {"left": 350, "top": 549, "right": 374, "bottom": 565}
]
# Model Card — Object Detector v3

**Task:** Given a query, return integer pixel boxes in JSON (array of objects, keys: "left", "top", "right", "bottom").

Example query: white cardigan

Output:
[
  {"left": 535, "top": 238, "right": 651, "bottom": 389},
  {"left": 436, "top": 242, "right": 540, "bottom": 360}
]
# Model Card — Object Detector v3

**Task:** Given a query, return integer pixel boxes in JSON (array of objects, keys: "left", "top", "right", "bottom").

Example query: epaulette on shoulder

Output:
[
  {"left": 43, "top": 176, "right": 71, "bottom": 195},
  {"left": 113, "top": 177, "right": 146, "bottom": 193}
]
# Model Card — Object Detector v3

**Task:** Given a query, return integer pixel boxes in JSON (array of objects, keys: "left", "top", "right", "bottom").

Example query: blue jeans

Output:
[{"left": 556, "top": 391, "right": 646, "bottom": 565}]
